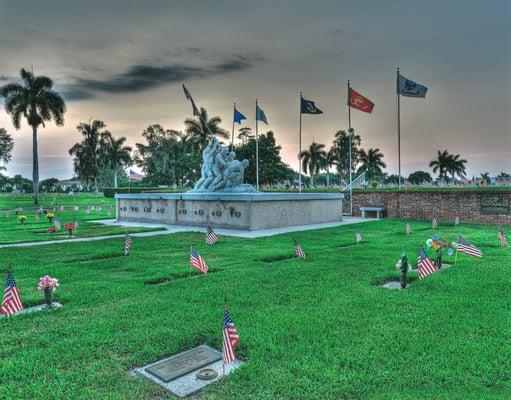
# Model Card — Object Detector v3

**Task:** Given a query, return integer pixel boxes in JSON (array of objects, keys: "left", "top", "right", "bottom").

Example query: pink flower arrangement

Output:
[{"left": 37, "top": 275, "right": 59, "bottom": 291}]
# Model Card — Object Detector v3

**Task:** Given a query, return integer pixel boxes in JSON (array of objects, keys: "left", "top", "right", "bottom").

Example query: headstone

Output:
[{"left": 133, "top": 345, "right": 244, "bottom": 397}]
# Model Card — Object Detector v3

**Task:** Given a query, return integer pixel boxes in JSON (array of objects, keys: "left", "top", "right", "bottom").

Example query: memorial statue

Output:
[{"left": 189, "top": 137, "right": 256, "bottom": 193}]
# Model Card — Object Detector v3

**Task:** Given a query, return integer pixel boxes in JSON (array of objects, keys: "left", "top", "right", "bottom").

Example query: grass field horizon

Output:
[{"left": 1, "top": 214, "right": 509, "bottom": 399}]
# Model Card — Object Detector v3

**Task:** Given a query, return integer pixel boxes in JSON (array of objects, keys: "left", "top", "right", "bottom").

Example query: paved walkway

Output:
[{"left": 0, "top": 217, "right": 378, "bottom": 248}]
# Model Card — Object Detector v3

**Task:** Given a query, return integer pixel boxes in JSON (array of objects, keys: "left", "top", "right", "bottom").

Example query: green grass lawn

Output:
[
  {"left": 1, "top": 219, "right": 509, "bottom": 399},
  {"left": 0, "top": 193, "right": 162, "bottom": 244}
]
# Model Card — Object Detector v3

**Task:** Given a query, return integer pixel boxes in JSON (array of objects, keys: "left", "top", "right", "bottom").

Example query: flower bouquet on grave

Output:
[
  {"left": 426, "top": 235, "right": 455, "bottom": 268},
  {"left": 37, "top": 275, "right": 59, "bottom": 307},
  {"left": 47, "top": 226, "right": 57, "bottom": 233},
  {"left": 46, "top": 211, "right": 55, "bottom": 224},
  {"left": 18, "top": 215, "right": 27, "bottom": 224},
  {"left": 64, "top": 222, "right": 76, "bottom": 237}
]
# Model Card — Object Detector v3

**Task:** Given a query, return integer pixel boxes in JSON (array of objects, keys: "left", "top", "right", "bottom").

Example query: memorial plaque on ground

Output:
[{"left": 146, "top": 345, "right": 222, "bottom": 382}]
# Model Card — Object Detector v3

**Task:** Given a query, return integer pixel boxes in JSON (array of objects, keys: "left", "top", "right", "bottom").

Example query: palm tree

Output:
[
  {"left": 0, "top": 68, "right": 66, "bottom": 204},
  {"left": 357, "top": 148, "right": 386, "bottom": 182},
  {"left": 479, "top": 172, "right": 490, "bottom": 185},
  {"left": 331, "top": 129, "right": 361, "bottom": 182},
  {"left": 446, "top": 154, "right": 467, "bottom": 182},
  {"left": 322, "top": 148, "right": 336, "bottom": 187},
  {"left": 429, "top": 150, "right": 451, "bottom": 183},
  {"left": 0, "top": 128, "right": 14, "bottom": 174},
  {"left": 100, "top": 133, "right": 132, "bottom": 187},
  {"left": 184, "top": 107, "right": 229, "bottom": 150},
  {"left": 299, "top": 142, "right": 327, "bottom": 187}
]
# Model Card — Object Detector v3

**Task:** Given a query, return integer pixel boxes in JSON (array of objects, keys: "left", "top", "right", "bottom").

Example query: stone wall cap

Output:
[{"left": 115, "top": 192, "right": 344, "bottom": 201}]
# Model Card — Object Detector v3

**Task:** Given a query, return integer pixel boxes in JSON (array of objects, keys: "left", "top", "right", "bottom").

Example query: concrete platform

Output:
[
  {"left": 97, "top": 216, "right": 376, "bottom": 238},
  {"left": 115, "top": 192, "right": 344, "bottom": 230}
]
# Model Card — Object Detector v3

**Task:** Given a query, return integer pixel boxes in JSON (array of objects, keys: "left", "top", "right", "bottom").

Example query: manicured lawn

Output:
[
  {"left": 0, "top": 219, "right": 509, "bottom": 399},
  {"left": 0, "top": 193, "right": 162, "bottom": 244}
]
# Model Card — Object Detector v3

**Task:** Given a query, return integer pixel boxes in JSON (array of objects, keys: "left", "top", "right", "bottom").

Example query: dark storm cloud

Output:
[{"left": 63, "top": 54, "right": 261, "bottom": 100}]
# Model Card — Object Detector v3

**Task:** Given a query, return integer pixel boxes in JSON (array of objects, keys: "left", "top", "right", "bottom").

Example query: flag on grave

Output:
[
  {"left": 206, "top": 225, "right": 219, "bottom": 245},
  {"left": 456, "top": 235, "right": 483, "bottom": 258},
  {"left": 498, "top": 229, "right": 509, "bottom": 247},
  {"left": 1, "top": 270, "right": 23, "bottom": 317},
  {"left": 356, "top": 231, "right": 362, "bottom": 243},
  {"left": 405, "top": 223, "right": 411, "bottom": 236},
  {"left": 190, "top": 248, "right": 209, "bottom": 274},
  {"left": 124, "top": 234, "right": 133, "bottom": 256},
  {"left": 294, "top": 240, "right": 306, "bottom": 259},
  {"left": 417, "top": 246, "right": 436, "bottom": 280},
  {"left": 222, "top": 306, "right": 240, "bottom": 364}
]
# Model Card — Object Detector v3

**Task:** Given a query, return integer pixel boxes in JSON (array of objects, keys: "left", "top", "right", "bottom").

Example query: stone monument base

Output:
[{"left": 115, "top": 192, "right": 343, "bottom": 231}]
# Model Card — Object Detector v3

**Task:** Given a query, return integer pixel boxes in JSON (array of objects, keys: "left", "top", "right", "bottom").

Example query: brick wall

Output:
[{"left": 347, "top": 190, "right": 511, "bottom": 224}]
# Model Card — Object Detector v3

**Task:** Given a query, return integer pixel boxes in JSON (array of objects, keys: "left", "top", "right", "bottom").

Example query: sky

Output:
[{"left": 0, "top": 0, "right": 510, "bottom": 180}]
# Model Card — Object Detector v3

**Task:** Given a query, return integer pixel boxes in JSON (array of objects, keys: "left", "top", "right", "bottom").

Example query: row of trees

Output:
[{"left": 0, "top": 67, "right": 503, "bottom": 204}]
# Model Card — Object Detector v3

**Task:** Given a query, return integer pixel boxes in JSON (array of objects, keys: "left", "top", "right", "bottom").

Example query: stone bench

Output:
[{"left": 360, "top": 206, "right": 384, "bottom": 219}]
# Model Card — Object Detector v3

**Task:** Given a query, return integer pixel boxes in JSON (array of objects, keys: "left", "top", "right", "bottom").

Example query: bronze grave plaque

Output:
[{"left": 145, "top": 345, "right": 222, "bottom": 383}]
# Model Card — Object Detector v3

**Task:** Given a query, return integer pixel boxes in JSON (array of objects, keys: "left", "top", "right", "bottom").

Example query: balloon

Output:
[
  {"left": 447, "top": 248, "right": 454, "bottom": 256},
  {"left": 426, "top": 239, "right": 433, "bottom": 248}
]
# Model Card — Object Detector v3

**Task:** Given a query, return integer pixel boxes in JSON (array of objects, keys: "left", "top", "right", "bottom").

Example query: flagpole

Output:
[
  {"left": 222, "top": 300, "right": 227, "bottom": 376},
  {"left": 231, "top": 103, "right": 235, "bottom": 152},
  {"left": 397, "top": 67, "right": 402, "bottom": 190},
  {"left": 298, "top": 92, "right": 302, "bottom": 193},
  {"left": 454, "top": 235, "right": 459, "bottom": 265},
  {"left": 255, "top": 99, "right": 260, "bottom": 190},
  {"left": 347, "top": 80, "right": 353, "bottom": 216}
]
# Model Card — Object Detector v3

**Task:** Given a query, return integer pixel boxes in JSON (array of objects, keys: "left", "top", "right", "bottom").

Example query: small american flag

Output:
[
  {"left": 456, "top": 235, "right": 483, "bottom": 258},
  {"left": 73, "top": 221, "right": 79, "bottom": 231},
  {"left": 454, "top": 215, "right": 460, "bottom": 226},
  {"left": 355, "top": 231, "right": 362, "bottom": 243},
  {"left": 206, "top": 225, "right": 219, "bottom": 245},
  {"left": 222, "top": 306, "right": 240, "bottom": 365},
  {"left": 432, "top": 217, "right": 438, "bottom": 229},
  {"left": 405, "top": 223, "right": 411, "bottom": 236},
  {"left": 190, "top": 248, "right": 209, "bottom": 274},
  {"left": 1, "top": 270, "right": 23, "bottom": 317},
  {"left": 498, "top": 230, "right": 509, "bottom": 247},
  {"left": 183, "top": 85, "right": 200, "bottom": 116},
  {"left": 124, "top": 234, "right": 133, "bottom": 256},
  {"left": 417, "top": 247, "right": 436, "bottom": 280},
  {"left": 294, "top": 240, "right": 306, "bottom": 259},
  {"left": 53, "top": 219, "right": 61, "bottom": 231}
]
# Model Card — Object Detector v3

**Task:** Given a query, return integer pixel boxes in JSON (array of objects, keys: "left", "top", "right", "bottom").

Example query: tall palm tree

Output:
[
  {"left": 299, "top": 142, "right": 327, "bottom": 187},
  {"left": 184, "top": 107, "right": 229, "bottom": 150},
  {"left": 322, "top": 148, "right": 336, "bottom": 186},
  {"left": 0, "top": 68, "right": 66, "bottom": 204},
  {"left": 0, "top": 128, "right": 14, "bottom": 174},
  {"left": 100, "top": 133, "right": 132, "bottom": 187},
  {"left": 429, "top": 150, "right": 451, "bottom": 183},
  {"left": 357, "top": 148, "right": 386, "bottom": 182},
  {"left": 446, "top": 153, "right": 467, "bottom": 182}
]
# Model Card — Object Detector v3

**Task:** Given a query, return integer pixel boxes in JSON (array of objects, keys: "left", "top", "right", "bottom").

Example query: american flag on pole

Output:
[
  {"left": 355, "top": 231, "right": 362, "bottom": 243},
  {"left": 1, "top": 270, "right": 23, "bottom": 317},
  {"left": 417, "top": 246, "right": 437, "bottom": 280},
  {"left": 222, "top": 306, "right": 240, "bottom": 365},
  {"left": 405, "top": 223, "right": 411, "bottom": 236},
  {"left": 456, "top": 235, "right": 483, "bottom": 258},
  {"left": 206, "top": 225, "right": 219, "bottom": 245},
  {"left": 454, "top": 215, "right": 460, "bottom": 226},
  {"left": 294, "top": 240, "right": 306, "bottom": 259},
  {"left": 124, "top": 234, "right": 133, "bottom": 256},
  {"left": 190, "top": 248, "right": 209, "bottom": 274},
  {"left": 432, "top": 217, "right": 438, "bottom": 229},
  {"left": 183, "top": 85, "right": 200, "bottom": 116},
  {"left": 497, "top": 229, "right": 509, "bottom": 247}
]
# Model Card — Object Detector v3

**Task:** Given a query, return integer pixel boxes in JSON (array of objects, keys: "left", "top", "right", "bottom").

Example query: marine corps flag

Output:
[{"left": 348, "top": 87, "right": 374, "bottom": 113}]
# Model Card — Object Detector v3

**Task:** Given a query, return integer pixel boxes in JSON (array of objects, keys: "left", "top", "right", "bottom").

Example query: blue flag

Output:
[
  {"left": 398, "top": 73, "right": 428, "bottom": 98},
  {"left": 234, "top": 107, "right": 246, "bottom": 124},
  {"left": 301, "top": 97, "right": 323, "bottom": 114},
  {"left": 256, "top": 105, "right": 268, "bottom": 124}
]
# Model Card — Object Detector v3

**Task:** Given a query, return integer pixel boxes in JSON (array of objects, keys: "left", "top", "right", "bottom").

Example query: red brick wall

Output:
[{"left": 347, "top": 190, "right": 511, "bottom": 224}]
